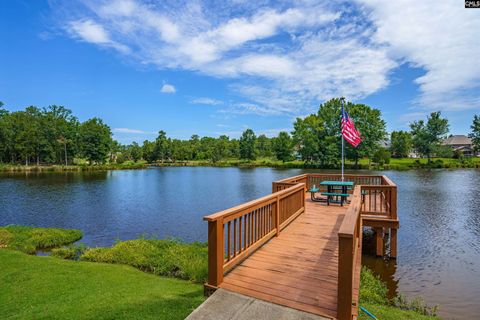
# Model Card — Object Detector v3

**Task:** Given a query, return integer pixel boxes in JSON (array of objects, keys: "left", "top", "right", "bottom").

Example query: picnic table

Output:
[
  {"left": 308, "top": 181, "right": 354, "bottom": 206},
  {"left": 321, "top": 181, "right": 353, "bottom": 206}
]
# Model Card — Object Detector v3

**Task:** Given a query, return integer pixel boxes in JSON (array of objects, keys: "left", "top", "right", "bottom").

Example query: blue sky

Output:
[{"left": 1, "top": 0, "right": 479, "bottom": 144}]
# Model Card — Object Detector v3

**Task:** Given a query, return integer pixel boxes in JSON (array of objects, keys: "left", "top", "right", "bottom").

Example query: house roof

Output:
[{"left": 442, "top": 135, "right": 472, "bottom": 146}]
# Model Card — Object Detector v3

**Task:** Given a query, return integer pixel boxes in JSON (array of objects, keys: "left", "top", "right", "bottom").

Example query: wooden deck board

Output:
[{"left": 220, "top": 197, "right": 352, "bottom": 319}]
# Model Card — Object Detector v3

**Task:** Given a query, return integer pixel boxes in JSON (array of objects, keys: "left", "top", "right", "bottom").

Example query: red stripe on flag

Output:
[{"left": 341, "top": 113, "right": 361, "bottom": 147}]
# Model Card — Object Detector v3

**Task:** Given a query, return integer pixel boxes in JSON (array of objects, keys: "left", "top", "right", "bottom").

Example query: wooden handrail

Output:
[
  {"left": 204, "top": 183, "right": 306, "bottom": 290},
  {"left": 337, "top": 186, "right": 362, "bottom": 320},
  {"left": 204, "top": 184, "right": 303, "bottom": 222}
]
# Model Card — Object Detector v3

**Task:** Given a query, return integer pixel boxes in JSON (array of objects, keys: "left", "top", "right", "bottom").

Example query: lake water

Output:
[{"left": 1, "top": 167, "right": 479, "bottom": 319}]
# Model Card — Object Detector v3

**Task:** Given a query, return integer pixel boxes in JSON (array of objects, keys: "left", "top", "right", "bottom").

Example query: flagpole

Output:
[
  {"left": 342, "top": 131, "right": 344, "bottom": 181},
  {"left": 341, "top": 98, "right": 345, "bottom": 181}
]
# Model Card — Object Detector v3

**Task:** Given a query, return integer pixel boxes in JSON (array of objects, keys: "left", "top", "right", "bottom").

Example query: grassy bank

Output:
[
  {"left": 0, "top": 160, "right": 148, "bottom": 172},
  {"left": 359, "top": 267, "right": 438, "bottom": 320},
  {"left": 2, "top": 157, "right": 479, "bottom": 172},
  {"left": 0, "top": 225, "right": 82, "bottom": 254},
  {"left": 78, "top": 239, "right": 208, "bottom": 282},
  {"left": 1, "top": 226, "right": 438, "bottom": 319},
  {"left": 153, "top": 157, "right": 480, "bottom": 170},
  {"left": 0, "top": 249, "right": 203, "bottom": 320}
]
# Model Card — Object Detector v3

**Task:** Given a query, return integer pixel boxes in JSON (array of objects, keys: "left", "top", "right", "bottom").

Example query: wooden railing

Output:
[
  {"left": 337, "top": 186, "right": 363, "bottom": 320},
  {"left": 272, "top": 174, "right": 308, "bottom": 192},
  {"left": 203, "top": 183, "right": 306, "bottom": 290},
  {"left": 360, "top": 176, "right": 397, "bottom": 220},
  {"left": 273, "top": 173, "right": 397, "bottom": 220}
]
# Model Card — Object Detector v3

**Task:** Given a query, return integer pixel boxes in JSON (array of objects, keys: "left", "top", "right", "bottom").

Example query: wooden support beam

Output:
[
  {"left": 337, "top": 236, "right": 354, "bottom": 320},
  {"left": 206, "top": 219, "right": 224, "bottom": 290},
  {"left": 375, "top": 227, "right": 383, "bottom": 257},
  {"left": 390, "top": 228, "right": 398, "bottom": 258}
]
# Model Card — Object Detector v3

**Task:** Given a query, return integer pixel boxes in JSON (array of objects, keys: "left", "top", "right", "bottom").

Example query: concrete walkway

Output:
[{"left": 186, "top": 289, "right": 331, "bottom": 320}]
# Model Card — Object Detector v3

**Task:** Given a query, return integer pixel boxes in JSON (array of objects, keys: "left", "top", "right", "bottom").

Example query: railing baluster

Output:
[
  {"left": 239, "top": 216, "right": 243, "bottom": 252},
  {"left": 227, "top": 221, "right": 231, "bottom": 260},
  {"left": 233, "top": 219, "right": 237, "bottom": 257}
]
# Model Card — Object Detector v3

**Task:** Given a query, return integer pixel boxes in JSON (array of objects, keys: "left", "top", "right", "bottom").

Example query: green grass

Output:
[
  {"left": 0, "top": 249, "right": 204, "bottom": 320},
  {"left": 0, "top": 225, "right": 82, "bottom": 254},
  {"left": 151, "top": 156, "right": 480, "bottom": 170},
  {"left": 0, "top": 160, "right": 148, "bottom": 172},
  {"left": 80, "top": 239, "right": 208, "bottom": 282},
  {"left": 359, "top": 267, "right": 438, "bottom": 320}
]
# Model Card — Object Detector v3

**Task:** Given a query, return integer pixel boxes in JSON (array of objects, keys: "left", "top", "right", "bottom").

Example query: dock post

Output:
[
  {"left": 390, "top": 228, "right": 397, "bottom": 258},
  {"left": 375, "top": 227, "right": 383, "bottom": 257},
  {"left": 206, "top": 219, "right": 224, "bottom": 294}
]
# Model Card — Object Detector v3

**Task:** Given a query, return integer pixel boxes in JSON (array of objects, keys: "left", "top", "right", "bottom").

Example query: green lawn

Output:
[{"left": 0, "top": 250, "right": 204, "bottom": 320}]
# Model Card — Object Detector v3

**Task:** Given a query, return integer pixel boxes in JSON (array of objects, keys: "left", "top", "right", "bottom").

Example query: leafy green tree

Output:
[
  {"left": 293, "top": 98, "right": 386, "bottom": 166},
  {"left": 272, "top": 131, "right": 293, "bottom": 162},
  {"left": 78, "top": 118, "right": 113, "bottom": 164},
  {"left": 130, "top": 142, "right": 142, "bottom": 162},
  {"left": 0, "top": 102, "right": 10, "bottom": 162},
  {"left": 228, "top": 139, "right": 240, "bottom": 158},
  {"left": 211, "top": 135, "right": 229, "bottom": 163},
  {"left": 292, "top": 114, "right": 323, "bottom": 163},
  {"left": 317, "top": 98, "right": 388, "bottom": 166},
  {"left": 469, "top": 114, "right": 480, "bottom": 155},
  {"left": 153, "top": 130, "right": 170, "bottom": 161},
  {"left": 410, "top": 112, "right": 449, "bottom": 161},
  {"left": 239, "top": 129, "right": 257, "bottom": 160},
  {"left": 343, "top": 104, "right": 387, "bottom": 165},
  {"left": 142, "top": 140, "right": 155, "bottom": 162},
  {"left": 189, "top": 134, "right": 200, "bottom": 160},
  {"left": 390, "top": 131, "right": 412, "bottom": 158},
  {"left": 42, "top": 105, "right": 78, "bottom": 164},
  {"left": 256, "top": 134, "right": 272, "bottom": 158}
]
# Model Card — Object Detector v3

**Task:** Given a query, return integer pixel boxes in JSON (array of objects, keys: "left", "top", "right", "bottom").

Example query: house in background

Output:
[{"left": 442, "top": 135, "right": 476, "bottom": 157}]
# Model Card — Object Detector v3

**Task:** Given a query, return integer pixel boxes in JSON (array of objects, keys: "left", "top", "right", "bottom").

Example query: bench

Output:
[
  {"left": 308, "top": 187, "right": 326, "bottom": 202},
  {"left": 320, "top": 192, "right": 349, "bottom": 206}
]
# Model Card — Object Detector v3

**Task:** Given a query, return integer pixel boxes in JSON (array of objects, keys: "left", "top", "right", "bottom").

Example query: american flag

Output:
[{"left": 341, "top": 106, "right": 362, "bottom": 147}]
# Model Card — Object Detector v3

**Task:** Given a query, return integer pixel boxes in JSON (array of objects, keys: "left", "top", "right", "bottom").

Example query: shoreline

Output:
[{"left": 1, "top": 157, "right": 479, "bottom": 173}]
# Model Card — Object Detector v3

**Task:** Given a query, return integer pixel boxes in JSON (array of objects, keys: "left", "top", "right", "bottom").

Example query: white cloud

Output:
[
  {"left": 68, "top": 19, "right": 130, "bottom": 53},
  {"left": 58, "top": 0, "right": 480, "bottom": 115},
  {"left": 357, "top": 0, "right": 480, "bottom": 111},
  {"left": 113, "top": 128, "right": 156, "bottom": 134},
  {"left": 191, "top": 97, "right": 223, "bottom": 105},
  {"left": 160, "top": 84, "right": 176, "bottom": 93}
]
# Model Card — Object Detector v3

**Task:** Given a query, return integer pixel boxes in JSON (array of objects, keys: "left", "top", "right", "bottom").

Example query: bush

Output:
[
  {"left": 51, "top": 243, "right": 87, "bottom": 260},
  {"left": 81, "top": 238, "right": 208, "bottom": 282},
  {"left": 0, "top": 225, "right": 83, "bottom": 254},
  {"left": 373, "top": 148, "right": 391, "bottom": 165},
  {"left": 360, "top": 267, "right": 438, "bottom": 319}
]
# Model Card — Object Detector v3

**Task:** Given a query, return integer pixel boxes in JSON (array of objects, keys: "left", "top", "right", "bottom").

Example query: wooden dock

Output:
[{"left": 203, "top": 174, "right": 399, "bottom": 320}]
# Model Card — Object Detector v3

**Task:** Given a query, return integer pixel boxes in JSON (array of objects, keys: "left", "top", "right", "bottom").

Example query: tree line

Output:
[{"left": 1, "top": 99, "right": 479, "bottom": 166}]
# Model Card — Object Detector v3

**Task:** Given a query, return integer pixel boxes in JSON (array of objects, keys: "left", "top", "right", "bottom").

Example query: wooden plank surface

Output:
[{"left": 220, "top": 197, "right": 350, "bottom": 319}]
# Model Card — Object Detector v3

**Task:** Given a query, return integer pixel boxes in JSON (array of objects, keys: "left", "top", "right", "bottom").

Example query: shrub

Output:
[
  {"left": 0, "top": 225, "right": 82, "bottom": 254},
  {"left": 360, "top": 267, "right": 389, "bottom": 305},
  {"left": 51, "top": 243, "right": 87, "bottom": 260},
  {"left": 373, "top": 148, "right": 391, "bottom": 165},
  {"left": 81, "top": 238, "right": 208, "bottom": 282},
  {"left": 360, "top": 267, "right": 438, "bottom": 319},
  {"left": 393, "top": 294, "right": 438, "bottom": 317}
]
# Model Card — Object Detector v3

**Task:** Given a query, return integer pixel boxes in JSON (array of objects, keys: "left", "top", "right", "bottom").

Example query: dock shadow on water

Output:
[{"left": 1, "top": 167, "right": 480, "bottom": 319}]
